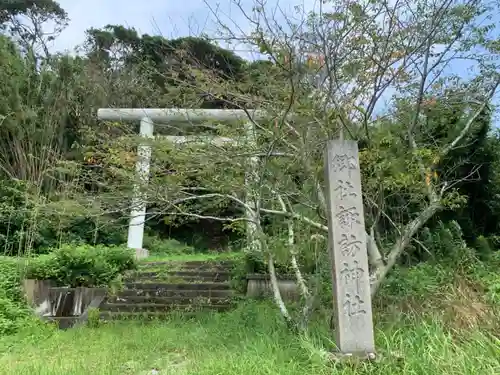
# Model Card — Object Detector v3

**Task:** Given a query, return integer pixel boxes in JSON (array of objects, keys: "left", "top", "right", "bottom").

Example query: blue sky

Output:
[
  {"left": 48, "top": 0, "right": 499, "bottom": 122},
  {"left": 50, "top": 0, "right": 316, "bottom": 59},
  {"left": 51, "top": 0, "right": 216, "bottom": 52},
  {"left": 49, "top": 0, "right": 495, "bottom": 78}
]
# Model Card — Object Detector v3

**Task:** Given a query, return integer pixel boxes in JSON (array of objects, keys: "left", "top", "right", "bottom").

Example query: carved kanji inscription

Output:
[
  {"left": 335, "top": 180, "right": 357, "bottom": 200},
  {"left": 331, "top": 153, "right": 358, "bottom": 176},
  {"left": 336, "top": 205, "right": 361, "bottom": 229},
  {"left": 338, "top": 233, "right": 362, "bottom": 257},
  {"left": 340, "top": 260, "right": 365, "bottom": 294},
  {"left": 325, "top": 140, "right": 375, "bottom": 354},
  {"left": 343, "top": 293, "right": 367, "bottom": 317}
]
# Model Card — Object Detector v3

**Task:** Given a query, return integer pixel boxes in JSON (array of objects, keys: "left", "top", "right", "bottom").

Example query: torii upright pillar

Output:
[{"left": 128, "top": 117, "right": 153, "bottom": 257}]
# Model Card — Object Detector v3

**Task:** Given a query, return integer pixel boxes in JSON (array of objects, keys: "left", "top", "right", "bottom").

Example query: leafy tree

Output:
[
  {"left": 1, "top": 0, "right": 500, "bottom": 332},
  {"left": 90, "top": 0, "right": 500, "bottom": 328},
  {"left": 83, "top": 25, "right": 248, "bottom": 109},
  {"left": 0, "top": 0, "right": 68, "bottom": 57}
]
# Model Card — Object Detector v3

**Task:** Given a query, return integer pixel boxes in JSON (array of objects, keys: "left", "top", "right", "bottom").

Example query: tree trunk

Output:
[
  {"left": 267, "top": 253, "right": 294, "bottom": 327},
  {"left": 370, "top": 201, "right": 441, "bottom": 296}
]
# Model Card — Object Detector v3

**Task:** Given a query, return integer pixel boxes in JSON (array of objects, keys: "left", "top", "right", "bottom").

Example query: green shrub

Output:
[
  {"left": 420, "top": 221, "right": 473, "bottom": 262},
  {"left": 243, "top": 250, "right": 311, "bottom": 275},
  {"left": 379, "top": 262, "right": 455, "bottom": 301},
  {"left": 143, "top": 235, "right": 195, "bottom": 256},
  {"left": 0, "top": 257, "right": 30, "bottom": 335},
  {"left": 25, "top": 244, "right": 137, "bottom": 287},
  {"left": 0, "top": 180, "right": 52, "bottom": 254},
  {"left": 0, "top": 295, "right": 29, "bottom": 335},
  {"left": 466, "top": 251, "right": 500, "bottom": 305},
  {"left": 61, "top": 216, "right": 127, "bottom": 246},
  {"left": 0, "top": 244, "right": 135, "bottom": 336},
  {"left": 0, "top": 178, "right": 127, "bottom": 256},
  {"left": 86, "top": 307, "right": 101, "bottom": 328},
  {"left": 0, "top": 256, "right": 23, "bottom": 302},
  {"left": 474, "top": 235, "right": 497, "bottom": 261}
]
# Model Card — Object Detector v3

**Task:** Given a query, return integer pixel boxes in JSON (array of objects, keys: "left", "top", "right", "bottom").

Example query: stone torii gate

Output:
[{"left": 97, "top": 108, "right": 266, "bottom": 258}]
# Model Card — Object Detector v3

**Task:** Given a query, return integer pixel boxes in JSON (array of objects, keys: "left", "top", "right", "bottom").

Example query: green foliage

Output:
[
  {"left": 467, "top": 251, "right": 500, "bottom": 305},
  {"left": 60, "top": 216, "right": 127, "bottom": 247},
  {"left": 142, "top": 235, "right": 196, "bottom": 256},
  {"left": 244, "top": 250, "right": 293, "bottom": 275},
  {"left": 474, "top": 235, "right": 494, "bottom": 261},
  {"left": 0, "top": 296, "right": 27, "bottom": 335},
  {"left": 84, "top": 26, "right": 247, "bottom": 107},
  {"left": 0, "top": 257, "right": 30, "bottom": 335},
  {"left": 379, "top": 220, "right": 500, "bottom": 305},
  {"left": 86, "top": 307, "right": 101, "bottom": 328},
  {"left": 418, "top": 220, "right": 476, "bottom": 264},
  {"left": 0, "top": 0, "right": 67, "bottom": 26},
  {"left": 0, "top": 257, "right": 23, "bottom": 303},
  {"left": 0, "top": 177, "right": 127, "bottom": 255},
  {"left": 0, "top": 0, "right": 500, "bottom": 316},
  {"left": 380, "top": 262, "right": 455, "bottom": 301},
  {"left": 226, "top": 254, "right": 250, "bottom": 294},
  {"left": 25, "top": 244, "right": 137, "bottom": 287},
  {"left": 0, "top": 179, "right": 34, "bottom": 253},
  {"left": 379, "top": 249, "right": 500, "bottom": 309},
  {"left": 430, "top": 108, "right": 500, "bottom": 242}
]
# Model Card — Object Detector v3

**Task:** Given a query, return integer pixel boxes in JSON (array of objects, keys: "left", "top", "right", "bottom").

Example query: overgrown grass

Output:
[
  {"left": 0, "top": 301, "right": 498, "bottom": 375},
  {"left": 1, "top": 251, "right": 499, "bottom": 374}
]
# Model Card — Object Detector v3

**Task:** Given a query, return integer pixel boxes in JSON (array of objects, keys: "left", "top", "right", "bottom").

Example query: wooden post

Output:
[{"left": 324, "top": 140, "right": 375, "bottom": 356}]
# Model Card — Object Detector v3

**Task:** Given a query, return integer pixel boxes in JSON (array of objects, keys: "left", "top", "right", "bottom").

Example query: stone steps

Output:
[
  {"left": 105, "top": 259, "right": 236, "bottom": 319},
  {"left": 98, "top": 311, "right": 219, "bottom": 322},
  {"left": 44, "top": 306, "right": 230, "bottom": 329},
  {"left": 43, "top": 259, "right": 238, "bottom": 328},
  {"left": 107, "top": 295, "right": 232, "bottom": 304},
  {"left": 115, "top": 288, "right": 234, "bottom": 298},
  {"left": 140, "top": 260, "right": 235, "bottom": 270},
  {"left": 124, "top": 282, "right": 232, "bottom": 290},
  {"left": 99, "top": 302, "right": 232, "bottom": 313},
  {"left": 127, "top": 270, "right": 231, "bottom": 282}
]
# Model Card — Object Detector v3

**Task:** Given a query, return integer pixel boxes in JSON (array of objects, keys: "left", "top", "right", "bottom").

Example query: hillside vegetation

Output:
[{"left": 0, "top": 0, "right": 499, "bottom": 374}]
